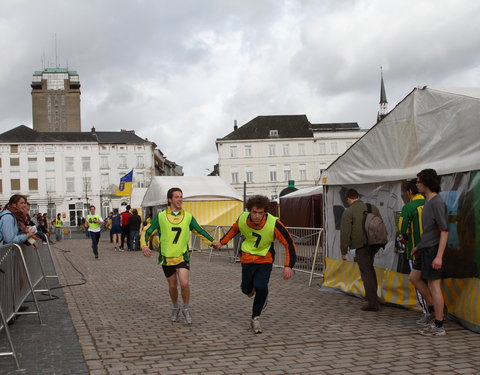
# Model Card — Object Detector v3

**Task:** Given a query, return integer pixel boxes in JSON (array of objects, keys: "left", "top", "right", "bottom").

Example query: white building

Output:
[
  {"left": 0, "top": 125, "right": 156, "bottom": 225},
  {"left": 216, "top": 115, "right": 366, "bottom": 199}
]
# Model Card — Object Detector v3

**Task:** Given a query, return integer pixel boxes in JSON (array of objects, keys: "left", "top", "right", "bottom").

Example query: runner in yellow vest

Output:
[
  {"left": 86, "top": 205, "right": 104, "bottom": 259},
  {"left": 213, "top": 195, "right": 296, "bottom": 334},
  {"left": 141, "top": 187, "right": 215, "bottom": 324},
  {"left": 53, "top": 213, "right": 63, "bottom": 242}
]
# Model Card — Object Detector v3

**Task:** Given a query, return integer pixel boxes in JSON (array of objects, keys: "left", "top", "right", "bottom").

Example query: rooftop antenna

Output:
[
  {"left": 41, "top": 49, "right": 45, "bottom": 70},
  {"left": 54, "top": 33, "right": 58, "bottom": 68}
]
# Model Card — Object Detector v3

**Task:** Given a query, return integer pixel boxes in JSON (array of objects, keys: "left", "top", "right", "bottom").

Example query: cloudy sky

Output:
[{"left": 1, "top": 0, "right": 480, "bottom": 175}]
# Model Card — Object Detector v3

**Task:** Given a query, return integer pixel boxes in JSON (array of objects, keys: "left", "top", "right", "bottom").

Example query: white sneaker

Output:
[
  {"left": 416, "top": 314, "right": 435, "bottom": 325},
  {"left": 170, "top": 307, "right": 180, "bottom": 322},
  {"left": 182, "top": 307, "right": 192, "bottom": 325},
  {"left": 251, "top": 316, "right": 262, "bottom": 334},
  {"left": 418, "top": 323, "right": 446, "bottom": 336}
]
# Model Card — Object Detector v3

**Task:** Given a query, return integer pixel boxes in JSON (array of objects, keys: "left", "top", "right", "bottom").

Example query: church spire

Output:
[{"left": 377, "top": 67, "right": 388, "bottom": 123}]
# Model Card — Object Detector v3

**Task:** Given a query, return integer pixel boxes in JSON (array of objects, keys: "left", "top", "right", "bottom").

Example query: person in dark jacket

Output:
[{"left": 128, "top": 208, "right": 142, "bottom": 251}]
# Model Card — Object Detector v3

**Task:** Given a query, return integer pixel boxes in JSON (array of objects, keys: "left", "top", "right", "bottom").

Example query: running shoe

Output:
[
  {"left": 418, "top": 323, "right": 446, "bottom": 336},
  {"left": 416, "top": 314, "right": 435, "bottom": 325},
  {"left": 251, "top": 316, "right": 262, "bottom": 334},
  {"left": 182, "top": 307, "right": 192, "bottom": 325},
  {"left": 170, "top": 307, "right": 180, "bottom": 322},
  {"left": 247, "top": 289, "right": 255, "bottom": 298}
]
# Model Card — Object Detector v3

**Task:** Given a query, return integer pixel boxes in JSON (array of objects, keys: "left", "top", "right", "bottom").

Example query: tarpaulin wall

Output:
[
  {"left": 323, "top": 171, "right": 480, "bottom": 332},
  {"left": 182, "top": 200, "right": 243, "bottom": 226}
]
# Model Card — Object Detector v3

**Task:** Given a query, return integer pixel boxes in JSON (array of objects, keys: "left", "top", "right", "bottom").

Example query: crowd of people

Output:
[{"left": 1, "top": 167, "right": 450, "bottom": 336}]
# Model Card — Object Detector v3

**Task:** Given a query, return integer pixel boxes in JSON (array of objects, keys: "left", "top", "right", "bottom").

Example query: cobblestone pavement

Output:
[{"left": 2, "top": 237, "right": 480, "bottom": 374}]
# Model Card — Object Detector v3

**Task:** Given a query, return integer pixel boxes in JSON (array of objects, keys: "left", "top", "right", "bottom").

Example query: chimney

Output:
[
  {"left": 91, "top": 126, "right": 96, "bottom": 134},
  {"left": 234, "top": 119, "right": 238, "bottom": 131}
]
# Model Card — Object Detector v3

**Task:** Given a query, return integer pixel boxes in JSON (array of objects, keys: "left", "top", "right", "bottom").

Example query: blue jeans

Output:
[
  {"left": 241, "top": 263, "right": 273, "bottom": 318},
  {"left": 129, "top": 230, "right": 139, "bottom": 250},
  {"left": 55, "top": 227, "right": 62, "bottom": 241}
]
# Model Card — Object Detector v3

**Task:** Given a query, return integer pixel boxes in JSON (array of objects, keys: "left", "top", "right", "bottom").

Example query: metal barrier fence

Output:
[
  {"left": 0, "top": 240, "right": 55, "bottom": 371},
  {"left": 190, "top": 225, "right": 324, "bottom": 285}
]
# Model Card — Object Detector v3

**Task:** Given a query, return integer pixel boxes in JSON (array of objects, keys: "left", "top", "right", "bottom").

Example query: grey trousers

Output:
[{"left": 355, "top": 246, "right": 380, "bottom": 307}]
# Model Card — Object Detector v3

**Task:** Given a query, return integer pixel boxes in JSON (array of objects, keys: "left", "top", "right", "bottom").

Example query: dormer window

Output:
[{"left": 269, "top": 129, "right": 279, "bottom": 137}]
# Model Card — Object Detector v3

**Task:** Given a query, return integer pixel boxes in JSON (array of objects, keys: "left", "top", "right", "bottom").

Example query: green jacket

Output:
[
  {"left": 398, "top": 194, "right": 425, "bottom": 259},
  {"left": 340, "top": 199, "right": 380, "bottom": 255}
]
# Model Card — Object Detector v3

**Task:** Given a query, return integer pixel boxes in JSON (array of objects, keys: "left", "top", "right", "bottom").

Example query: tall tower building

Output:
[{"left": 31, "top": 68, "right": 81, "bottom": 132}]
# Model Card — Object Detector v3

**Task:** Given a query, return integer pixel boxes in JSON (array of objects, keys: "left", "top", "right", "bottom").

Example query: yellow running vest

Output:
[
  {"left": 158, "top": 210, "right": 192, "bottom": 258},
  {"left": 87, "top": 214, "right": 100, "bottom": 230},
  {"left": 238, "top": 212, "right": 277, "bottom": 256},
  {"left": 55, "top": 219, "right": 62, "bottom": 227}
]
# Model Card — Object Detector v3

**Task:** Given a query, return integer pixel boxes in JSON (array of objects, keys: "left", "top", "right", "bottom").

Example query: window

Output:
[
  {"left": 246, "top": 171, "right": 253, "bottom": 183},
  {"left": 30, "top": 203, "right": 39, "bottom": 216},
  {"left": 283, "top": 166, "right": 291, "bottom": 181},
  {"left": 298, "top": 143, "right": 305, "bottom": 155},
  {"left": 118, "top": 156, "right": 127, "bottom": 169},
  {"left": 66, "top": 177, "right": 75, "bottom": 192},
  {"left": 269, "top": 166, "right": 277, "bottom": 182},
  {"left": 100, "top": 156, "right": 109, "bottom": 169},
  {"left": 269, "top": 144, "right": 276, "bottom": 156},
  {"left": 136, "top": 173, "right": 145, "bottom": 188},
  {"left": 10, "top": 158, "right": 20, "bottom": 168},
  {"left": 136, "top": 146, "right": 144, "bottom": 150},
  {"left": 28, "top": 158, "right": 37, "bottom": 172},
  {"left": 101, "top": 174, "right": 109, "bottom": 190},
  {"left": 283, "top": 144, "right": 290, "bottom": 156},
  {"left": 319, "top": 143, "right": 326, "bottom": 154},
  {"left": 65, "top": 157, "right": 74, "bottom": 171},
  {"left": 231, "top": 172, "right": 239, "bottom": 184},
  {"left": 244, "top": 145, "right": 252, "bottom": 157},
  {"left": 230, "top": 146, "right": 237, "bottom": 158},
  {"left": 46, "top": 178, "right": 55, "bottom": 193},
  {"left": 82, "top": 157, "right": 91, "bottom": 171},
  {"left": 10, "top": 145, "right": 18, "bottom": 153},
  {"left": 11, "top": 179, "right": 20, "bottom": 191},
  {"left": 269, "top": 129, "right": 279, "bottom": 137},
  {"left": 299, "top": 164, "right": 307, "bottom": 180},
  {"left": 28, "top": 178, "right": 38, "bottom": 191},
  {"left": 45, "top": 157, "right": 55, "bottom": 171},
  {"left": 331, "top": 142, "right": 338, "bottom": 154},
  {"left": 136, "top": 155, "right": 144, "bottom": 168},
  {"left": 82, "top": 146, "right": 89, "bottom": 150}
]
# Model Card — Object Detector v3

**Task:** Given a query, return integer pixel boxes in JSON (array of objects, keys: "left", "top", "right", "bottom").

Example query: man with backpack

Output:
[{"left": 340, "top": 188, "right": 387, "bottom": 311}]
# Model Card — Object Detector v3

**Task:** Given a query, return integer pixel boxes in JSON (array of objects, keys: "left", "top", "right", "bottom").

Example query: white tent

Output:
[
  {"left": 142, "top": 176, "right": 243, "bottom": 226},
  {"left": 321, "top": 86, "right": 480, "bottom": 333}
]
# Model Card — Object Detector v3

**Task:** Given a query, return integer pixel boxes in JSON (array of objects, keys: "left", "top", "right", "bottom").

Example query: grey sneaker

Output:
[
  {"left": 416, "top": 314, "right": 435, "bottom": 325},
  {"left": 418, "top": 323, "right": 446, "bottom": 336},
  {"left": 182, "top": 307, "right": 192, "bottom": 325},
  {"left": 170, "top": 307, "right": 180, "bottom": 322},
  {"left": 251, "top": 316, "right": 262, "bottom": 334}
]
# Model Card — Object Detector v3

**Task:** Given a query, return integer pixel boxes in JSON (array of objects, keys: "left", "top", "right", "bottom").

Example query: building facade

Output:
[
  {"left": 0, "top": 126, "right": 155, "bottom": 225},
  {"left": 31, "top": 68, "right": 81, "bottom": 132},
  {"left": 216, "top": 115, "right": 366, "bottom": 199}
]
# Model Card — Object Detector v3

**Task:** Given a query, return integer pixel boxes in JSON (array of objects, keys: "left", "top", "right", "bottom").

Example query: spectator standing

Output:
[
  {"left": 108, "top": 209, "right": 123, "bottom": 251},
  {"left": 340, "top": 189, "right": 383, "bottom": 311},
  {"left": 0, "top": 194, "right": 38, "bottom": 246},
  {"left": 128, "top": 209, "right": 142, "bottom": 251},
  {"left": 53, "top": 213, "right": 63, "bottom": 241},
  {"left": 411, "top": 169, "right": 449, "bottom": 336},
  {"left": 120, "top": 205, "right": 131, "bottom": 250}
]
